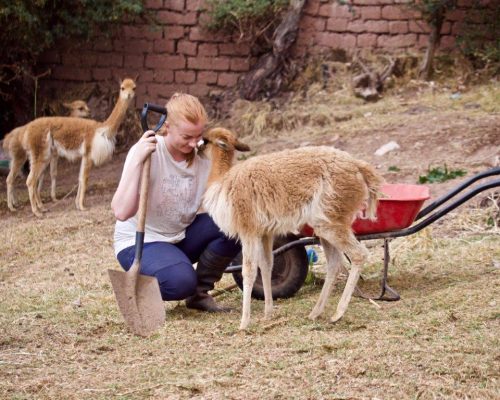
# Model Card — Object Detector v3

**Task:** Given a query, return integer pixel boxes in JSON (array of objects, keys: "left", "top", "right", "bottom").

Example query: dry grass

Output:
[
  {"left": 1, "top": 192, "right": 498, "bottom": 399},
  {"left": 1, "top": 72, "right": 499, "bottom": 399}
]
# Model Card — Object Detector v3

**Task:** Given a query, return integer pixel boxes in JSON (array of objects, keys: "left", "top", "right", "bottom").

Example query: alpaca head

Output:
[
  {"left": 203, "top": 127, "right": 250, "bottom": 153},
  {"left": 63, "top": 100, "right": 91, "bottom": 118},
  {"left": 119, "top": 78, "right": 136, "bottom": 101}
]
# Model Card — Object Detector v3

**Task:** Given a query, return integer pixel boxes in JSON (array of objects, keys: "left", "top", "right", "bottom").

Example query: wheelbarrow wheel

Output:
[{"left": 231, "top": 234, "right": 309, "bottom": 300}]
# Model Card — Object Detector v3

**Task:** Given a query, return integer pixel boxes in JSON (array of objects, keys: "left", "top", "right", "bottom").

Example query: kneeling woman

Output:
[{"left": 111, "top": 93, "right": 240, "bottom": 312}]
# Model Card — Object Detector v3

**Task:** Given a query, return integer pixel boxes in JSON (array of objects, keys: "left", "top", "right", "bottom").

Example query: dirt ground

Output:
[{"left": 0, "top": 74, "right": 499, "bottom": 399}]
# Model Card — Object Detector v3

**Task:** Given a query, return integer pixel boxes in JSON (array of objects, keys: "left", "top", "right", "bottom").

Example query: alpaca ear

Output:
[
  {"left": 62, "top": 102, "right": 71, "bottom": 109},
  {"left": 134, "top": 73, "right": 140, "bottom": 82},
  {"left": 235, "top": 140, "right": 251, "bottom": 152},
  {"left": 117, "top": 77, "right": 123, "bottom": 85}
]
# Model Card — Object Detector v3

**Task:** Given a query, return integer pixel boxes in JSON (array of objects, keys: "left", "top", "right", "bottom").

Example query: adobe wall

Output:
[{"left": 37, "top": 0, "right": 491, "bottom": 108}]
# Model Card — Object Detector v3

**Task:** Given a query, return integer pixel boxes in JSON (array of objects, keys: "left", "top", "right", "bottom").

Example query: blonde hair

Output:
[
  {"left": 165, "top": 93, "right": 208, "bottom": 166},
  {"left": 166, "top": 93, "right": 208, "bottom": 127}
]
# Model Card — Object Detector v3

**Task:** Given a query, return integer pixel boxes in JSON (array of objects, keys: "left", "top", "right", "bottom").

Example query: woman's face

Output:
[{"left": 164, "top": 118, "right": 205, "bottom": 159}]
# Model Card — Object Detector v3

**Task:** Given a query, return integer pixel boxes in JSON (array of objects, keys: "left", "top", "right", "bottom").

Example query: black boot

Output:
[{"left": 185, "top": 249, "right": 234, "bottom": 313}]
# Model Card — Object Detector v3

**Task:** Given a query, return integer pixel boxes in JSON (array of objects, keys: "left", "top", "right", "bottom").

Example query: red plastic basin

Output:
[{"left": 300, "top": 183, "right": 431, "bottom": 237}]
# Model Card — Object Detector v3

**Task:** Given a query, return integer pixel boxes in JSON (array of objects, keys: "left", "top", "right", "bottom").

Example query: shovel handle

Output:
[
  {"left": 134, "top": 103, "right": 167, "bottom": 263},
  {"left": 134, "top": 155, "right": 151, "bottom": 262}
]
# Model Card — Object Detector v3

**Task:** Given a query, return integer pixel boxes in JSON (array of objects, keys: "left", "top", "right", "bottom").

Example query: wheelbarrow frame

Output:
[{"left": 225, "top": 167, "right": 500, "bottom": 301}]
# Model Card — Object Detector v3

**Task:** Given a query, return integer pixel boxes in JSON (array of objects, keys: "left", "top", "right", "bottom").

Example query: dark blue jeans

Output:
[{"left": 116, "top": 213, "right": 241, "bottom": 301}]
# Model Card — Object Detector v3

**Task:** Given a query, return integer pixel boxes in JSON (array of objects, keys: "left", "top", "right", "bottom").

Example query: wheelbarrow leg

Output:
[{"left": 355, "top": 238, "right": 400, "bottom": 301}]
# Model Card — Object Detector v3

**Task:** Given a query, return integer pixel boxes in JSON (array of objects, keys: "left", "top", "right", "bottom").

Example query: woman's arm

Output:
[{"left": 111, "top": 130, "right": 157, "bottom": 221}]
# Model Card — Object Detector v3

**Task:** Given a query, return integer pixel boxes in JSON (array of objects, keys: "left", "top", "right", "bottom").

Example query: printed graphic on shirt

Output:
[{"left": 156, "top": 172, "right": 199, "bottom": 230}]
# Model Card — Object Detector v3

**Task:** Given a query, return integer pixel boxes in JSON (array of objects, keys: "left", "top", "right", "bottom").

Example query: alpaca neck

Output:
[
  {"left": 102, "top": 97, "right": 130, "bottom": 136},
  {"left": 207, "top": 147, "right": 234, "bottom": 187}
]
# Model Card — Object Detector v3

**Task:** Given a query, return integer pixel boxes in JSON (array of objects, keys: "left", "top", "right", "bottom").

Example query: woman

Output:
[{"left": 112, "top": 93, "right": 240, "bottom": 312}]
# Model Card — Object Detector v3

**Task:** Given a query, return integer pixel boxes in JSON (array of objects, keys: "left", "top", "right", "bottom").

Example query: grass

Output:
[
  {"left": 1, "top": 70, "right": 499, "bottom": 399},
  {"left": 1, "top": 189, "right": 498, "bottom": 399}
]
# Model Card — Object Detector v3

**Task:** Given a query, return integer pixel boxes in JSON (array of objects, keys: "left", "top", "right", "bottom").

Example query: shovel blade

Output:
[{"left": 108, "top": 269, "right": 165, "bottom": 337}]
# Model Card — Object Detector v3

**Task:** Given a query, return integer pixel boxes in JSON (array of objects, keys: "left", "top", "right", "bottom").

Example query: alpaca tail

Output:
[{"left": 357, "top": 161, "right": 384, "bottom": 221}]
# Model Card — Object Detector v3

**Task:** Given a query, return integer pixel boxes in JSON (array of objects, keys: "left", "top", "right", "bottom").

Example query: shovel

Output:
[{"left": 108, "top": 103, "right": 168, "bottom": 337}]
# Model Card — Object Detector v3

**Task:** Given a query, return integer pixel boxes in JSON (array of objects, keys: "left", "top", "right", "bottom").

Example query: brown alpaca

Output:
[
  {"left": 4, "top": 100, "right": 91, "bottom": 212},
  {"left": 22, "top": 79, "right": 136, "bottom": 217},
  {"left": 202, "top": 128, "right": 384, "bottom": 330}
]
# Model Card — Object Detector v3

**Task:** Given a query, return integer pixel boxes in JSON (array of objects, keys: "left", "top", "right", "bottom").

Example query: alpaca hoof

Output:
[
  {"left": 8, "top": 206, "right": 17, "bottom": 212},
  {"left": 239, "top": 320, "right": 250, "bottom": 330},
  {"left": 330, "top": 313, "right": 344, "bottom": 324},
  {"left": 308, "top": 312, "right": 320, "bottom": 321}
]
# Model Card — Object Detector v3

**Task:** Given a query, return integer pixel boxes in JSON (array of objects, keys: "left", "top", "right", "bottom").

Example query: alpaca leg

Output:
[
  {"left": 259, "top": 234, "right": 274, "bottom": 320},
  {"left": 330, "top": 232, "right": 369, "bottom": 323},
  {"left": 50, "top": 155, "right": 58, "bottom": 201},
  {"left": 26, "top": 160, "right": 48, "bottom": 217},
  {"left": 76, "top": 156, "right": 91, "bottom": 211},
  {"left": 35, "top": 170, "right": 48, "bottom": 212},
  {"left": 309, "top": 238, "right": 343, "bottom": 320},
  {"left": 240, "top": 239, "right": 261, "bottom": 330},
  {"left": 6, "top": 153, "right": 26, "bottom": 211}
]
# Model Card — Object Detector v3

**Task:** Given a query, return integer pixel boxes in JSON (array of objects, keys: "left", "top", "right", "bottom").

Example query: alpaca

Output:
[
  {"left": 202, "top": 127, "right": 384, "bottom": 330},
  {"left": 4, "top": 100, "right": 91, "bottom": 212},
  {"left": 22, "top": 79, "right": 136, "bottom": 217}
]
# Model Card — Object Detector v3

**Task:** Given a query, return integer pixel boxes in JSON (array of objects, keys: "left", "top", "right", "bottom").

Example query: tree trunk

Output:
[
  {"left": 240, "top": 0, "right": 306, "bottom": 100},
  {"left": 419, "top": 7, "right": 446, "bottom": 80}
]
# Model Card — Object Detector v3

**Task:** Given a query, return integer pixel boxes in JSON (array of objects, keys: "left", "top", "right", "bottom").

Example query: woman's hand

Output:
[{"left": 133, "top": 130, "right": 157, "bottom": 164}]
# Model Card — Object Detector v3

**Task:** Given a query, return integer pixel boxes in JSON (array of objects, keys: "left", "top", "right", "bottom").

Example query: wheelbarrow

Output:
[{"left": 225, "top": 167, "right": 500, "bottom": 301}]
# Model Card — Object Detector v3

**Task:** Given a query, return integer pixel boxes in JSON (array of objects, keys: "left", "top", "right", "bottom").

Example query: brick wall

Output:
[{"left": 37, "top": 0, "right": 493, "bottom": 107}]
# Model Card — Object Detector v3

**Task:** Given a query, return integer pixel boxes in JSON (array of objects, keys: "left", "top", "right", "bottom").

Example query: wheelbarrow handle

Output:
[{"left": 416, "top": 166, "right": 500, "bottom": 220}]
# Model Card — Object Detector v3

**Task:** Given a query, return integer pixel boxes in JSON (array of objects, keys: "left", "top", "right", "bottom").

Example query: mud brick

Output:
[
  {"left": 96, "top": 54, "right": 124, "bottom": 67},
  {"left": 92, "top": 68, "right": 112, "bottom": 81},
  {"left": 157, "top": 11, "right": 197, "bottom": 25},
  {"left": 327, "top": 18, "right": 349, "bottom": 32},
  {"left": 377, "top": 33, "right": 417, "bottom": 48},
  {"left": 300, "top": 15, "right": 327, "bottom": 31},
  {"left": 219, "top": 43, "right": 250, "bottom": 56},
  {"left": 154, "top": 39, "right": 176, "bottom": 53},
  {"left": 217, "top": 72, "right": 239, "bottom": 87},
  {"left": 164, "top": 26, "right": 186, "bottom": 39},
  {"left": 197, "top": 71, "right": 218, "bottom": 84},
  {"left": 165, "top": 0, "right": 186, "bottom": 11},
  {"left": 53, "top": 66, "right": 91, "bottom": 81},
  {"left": 175, "top": 70, "right": 196, "bottom": 83},
  {"left": 357, "top": 33, "right": 378, "bottom": 48},
  {"left": 389, "top": 21, "right": 409, "bottom": 34},
  {"left": 153, "top": 70, "right": 174, "bottom": 83},
  {"left": 198, "top": 43, "right": 219, "bottom": 57},
  {"left": 364, "top": 20, "right": 389, "bottom": 33},
  {"left": 188, "top": 57, "right": 229, "bottom": 71},
  {"left": 187, "top": 84, "right": 210, "bottom": 97},
  {"left": 124, "top": 55, "right": 144, "bottom": 69},
  {"left": 146, "top": 54, "right": 185, "bottom": 70},
  {"left": 177, "top": 40, "right": 197, "bottom": 56},
  {"left": 382, "top": 5, "right": 410, "bottom": 20},
  {"left": 360, "top": 6, "right": 382, "bottom": 20},
  {"left": 230, "top": 57, "right": 250, "bottom": 72}
]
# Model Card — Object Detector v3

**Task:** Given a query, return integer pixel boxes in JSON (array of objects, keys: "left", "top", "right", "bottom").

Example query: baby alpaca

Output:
[
  {"left": 4, "top": 100, "right": 91, "bottom": 212},
  {"left": 22, "top": 79, "right": 136, "bottom": 217},
  {"left": 202, "top": 128, "right": 384, "bottom": 330}
]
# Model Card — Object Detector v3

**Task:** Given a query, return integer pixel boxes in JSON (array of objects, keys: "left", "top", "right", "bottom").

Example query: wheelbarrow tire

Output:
[{"left": 231, "top": 234, "right": 309, "bottom": 300}]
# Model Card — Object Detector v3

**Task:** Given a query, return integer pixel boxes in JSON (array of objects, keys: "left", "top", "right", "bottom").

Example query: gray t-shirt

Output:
[{"left": 113, "top": 135, "right": 211, "bottom": 256}]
